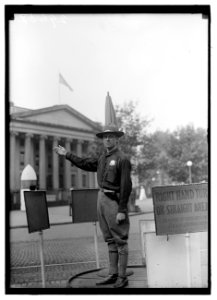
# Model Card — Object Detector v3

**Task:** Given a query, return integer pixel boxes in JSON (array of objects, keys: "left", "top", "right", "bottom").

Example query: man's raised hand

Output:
[{"left": 53, "top": 145, "right": 67, "bottom": 156}]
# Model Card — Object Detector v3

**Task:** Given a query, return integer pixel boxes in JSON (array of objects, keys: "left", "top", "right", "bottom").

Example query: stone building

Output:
[{"left": 9, "top": 103, "right": 101, "bottom": 208}]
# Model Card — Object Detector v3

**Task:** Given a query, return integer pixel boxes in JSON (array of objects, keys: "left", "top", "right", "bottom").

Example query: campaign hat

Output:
[{"left": 96, "top": 92, "right": 124, "bottom": 138}]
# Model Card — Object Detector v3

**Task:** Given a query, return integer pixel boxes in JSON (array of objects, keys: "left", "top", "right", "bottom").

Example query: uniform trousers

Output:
[{"left": 97, "top": 190, "right": 130, "bottom": 277}]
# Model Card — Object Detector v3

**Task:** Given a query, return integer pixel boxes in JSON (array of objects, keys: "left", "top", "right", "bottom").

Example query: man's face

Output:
[{"left": 103, "top": 134, "right": 118, "bottom": 150}]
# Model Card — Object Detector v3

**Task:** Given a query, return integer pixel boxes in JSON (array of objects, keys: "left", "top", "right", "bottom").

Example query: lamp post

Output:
[
  {"left": 156, "top": 170, "right": 161, "bottom": 185},
  {"left": 186, "top": 160, "right": 193, "bottom": 287},
  {"left": 186, "top": 161, "right": 193, "bottom": 184},
  {"left": 151, "top": 177, "right": 156, "bottom": 188}
]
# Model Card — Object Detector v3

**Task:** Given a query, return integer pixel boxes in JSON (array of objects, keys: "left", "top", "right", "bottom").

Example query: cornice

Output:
[
  {"left": 11, "top": 104, "right": 101, "bottom": 131},
  {"left": 10, "top": 117, "right": 100, "bottom": 134}
]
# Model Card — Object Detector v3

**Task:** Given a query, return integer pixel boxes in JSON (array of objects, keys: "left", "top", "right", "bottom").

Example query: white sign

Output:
[{"left": 152, "top": 183, "right": 208, "bottom": 235}]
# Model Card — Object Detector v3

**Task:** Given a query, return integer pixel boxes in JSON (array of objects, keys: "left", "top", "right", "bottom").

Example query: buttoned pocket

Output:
[{"left": 106, "top": 166, "right": 117, "bottom": 184}]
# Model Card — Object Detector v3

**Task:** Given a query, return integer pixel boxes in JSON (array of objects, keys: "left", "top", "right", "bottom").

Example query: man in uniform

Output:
[{"left": 53, "top": 94, "right": 132, "bottom": 288}]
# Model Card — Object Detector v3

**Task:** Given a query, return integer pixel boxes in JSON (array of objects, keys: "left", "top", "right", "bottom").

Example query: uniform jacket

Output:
[{"left": 65, "top": 147, "right": 132, "bottom": 213}]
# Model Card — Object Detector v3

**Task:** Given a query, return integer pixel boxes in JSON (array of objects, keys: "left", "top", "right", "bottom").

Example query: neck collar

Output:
[{"left": 105, "top": 146, "right": 118, "bottom": 156}]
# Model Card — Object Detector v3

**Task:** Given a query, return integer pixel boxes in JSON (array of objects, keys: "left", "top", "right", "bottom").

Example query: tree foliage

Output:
[
  {"left": 88, "top": 101, "right": 208, "bottom": 187},
  {"left": 115, "top": 101, "right": 150, "bottom": 159},
  {"left": 138, "top": 131, "right": 170, "bottom": 184},
  {"left": 166, "top": 126, "right": 208, "bottom": 183},
  {"left": 138, "top": 125, "right": 208, "bottom": 185}
]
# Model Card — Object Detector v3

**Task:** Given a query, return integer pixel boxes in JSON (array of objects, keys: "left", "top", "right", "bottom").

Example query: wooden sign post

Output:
[{"left": 24, "top": 191, "right": 50, "bottom": 288}]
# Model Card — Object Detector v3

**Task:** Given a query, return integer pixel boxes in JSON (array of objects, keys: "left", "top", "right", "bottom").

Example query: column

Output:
[
  {"left": 52, "top": 136, "right": 59, "bottom": 190},
  {"left": 31, "top": 138, "right": 36, "bottom": 171},
  {"left": 94, "top": 173, "right": 98, "bottom": 188},
  {"left": 77, "top": 140, "right": 83, "bottom": 188},
  {"left": 10, "top": 131, "right": 18, "bottom": 191},
  {"left": 89, "top": 173, "right": 94, "bottom": 188},
  {"left": 64, "top": 138, "right": 71, "bottom": 189},
  {"left": 14, "top": 133, "right": 21, "bottom": 190},
  {"left": 86, "top": 141, "right": 93, "bottom": 188},
  {"left": 24, "top": 133, "right": 33, "bottom": 167},
  {"left": 39, "top": 135, "right": 47, "bottom": 189}
]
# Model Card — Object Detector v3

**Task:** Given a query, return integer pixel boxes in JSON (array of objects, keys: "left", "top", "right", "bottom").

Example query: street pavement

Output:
[{"left": 8, "top": 199, "right": 154, "bottom": 289}]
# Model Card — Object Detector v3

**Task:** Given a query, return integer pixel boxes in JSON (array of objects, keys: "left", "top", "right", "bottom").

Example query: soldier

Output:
[{"left": 53, "top": 93, "right": 132, "bottom": 288}]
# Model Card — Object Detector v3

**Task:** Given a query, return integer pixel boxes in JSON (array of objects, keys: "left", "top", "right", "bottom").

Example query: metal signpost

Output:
[
  {"left": 38, "top": 231, "right": 46, "bottom": 288},
  {"left": 93, "top": 222, "right": 100, "bottom": 269}
]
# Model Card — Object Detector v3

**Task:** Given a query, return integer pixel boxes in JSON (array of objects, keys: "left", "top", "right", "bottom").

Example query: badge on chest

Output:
[{"left": 109, "top": 160, "right": 116, "bottom": 166}]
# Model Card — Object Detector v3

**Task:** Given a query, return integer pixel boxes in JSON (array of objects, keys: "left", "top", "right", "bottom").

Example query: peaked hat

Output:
[{"left": 96, "top": 92, "right": 124, "bottom": 138}]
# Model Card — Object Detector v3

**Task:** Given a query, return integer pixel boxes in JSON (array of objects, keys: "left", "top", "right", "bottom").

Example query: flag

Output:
[{"left": 59, "top": 73, "right": 73, "bottom": 92}]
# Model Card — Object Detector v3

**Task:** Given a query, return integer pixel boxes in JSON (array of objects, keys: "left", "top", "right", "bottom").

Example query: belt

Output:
[{"left": 100, "top": 188, "right": 114, "bottom": 193}]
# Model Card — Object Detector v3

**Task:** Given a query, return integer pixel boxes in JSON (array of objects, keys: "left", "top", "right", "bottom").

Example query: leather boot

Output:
[
  {"left": 113, "top": 276, "right": 128, "bottom": 288},
  {"left": 108, "top": 250, "right": 118, "bottom": 275},
  {"left": 96, "top": 273, "right": 118, "bottom": 285},
  {"left": 113, "top": 246, "right": 129, "bottom": 288},
  {"left": 96, "top": 251, "right": 118, "bottom": 285},
  {"left": 118, "top": 245, "right": 128, "bottom": 278},
  {"left": 113, "top": 254, "right": 129, "bottom": 288}
]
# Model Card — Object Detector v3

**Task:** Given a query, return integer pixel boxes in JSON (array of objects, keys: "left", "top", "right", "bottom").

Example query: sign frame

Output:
[{"left": 24, "top": 190, "right": 50, "bottom": 233}]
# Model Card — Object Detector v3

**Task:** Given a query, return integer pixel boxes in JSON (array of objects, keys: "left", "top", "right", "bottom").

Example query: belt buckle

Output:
[{"left": 101, "top": 188, "right": 113, "bottom": 193}]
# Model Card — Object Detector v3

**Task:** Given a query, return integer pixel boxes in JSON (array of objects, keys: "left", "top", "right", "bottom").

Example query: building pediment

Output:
[{"left": 12, "top": 105, "right": 99, "bottom": 132}]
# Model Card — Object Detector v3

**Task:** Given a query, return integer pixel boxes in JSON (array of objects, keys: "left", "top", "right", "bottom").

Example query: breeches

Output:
[{"left": 97, "top": 190, "right": 130, "bottom": 248}]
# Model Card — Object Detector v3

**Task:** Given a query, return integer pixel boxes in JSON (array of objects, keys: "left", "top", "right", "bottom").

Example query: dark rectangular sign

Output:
[
  {"left": 152, "top": 183, "right": 208, "bottom": 235},
  {"left": 24, "top": 191, "right": 50, "bottom": 233},
  {"left": 71, "top": 189, "right": 99, "bottom": 223}
]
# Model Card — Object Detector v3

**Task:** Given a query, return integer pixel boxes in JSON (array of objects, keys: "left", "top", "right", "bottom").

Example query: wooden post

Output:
[
  {"left": 39, "top": 231, "right": 46, "bottom": 288},
  {"left": 185, "top": 233, "right": 192, "bottom": 287}
]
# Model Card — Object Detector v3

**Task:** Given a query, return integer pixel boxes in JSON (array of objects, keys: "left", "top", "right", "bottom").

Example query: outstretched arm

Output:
[{"left": 53, "top": 145, "right": 98, "bottom": 172}]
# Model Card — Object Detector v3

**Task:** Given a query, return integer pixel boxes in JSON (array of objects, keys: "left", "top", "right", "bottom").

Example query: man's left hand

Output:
[{"left": 116, "top": 212, "right": 126, "bottom": 224}]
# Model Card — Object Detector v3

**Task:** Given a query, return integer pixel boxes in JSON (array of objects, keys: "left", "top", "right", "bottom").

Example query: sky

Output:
[{"left": 10, "top": 12, "right": 208, "bottom": 133}]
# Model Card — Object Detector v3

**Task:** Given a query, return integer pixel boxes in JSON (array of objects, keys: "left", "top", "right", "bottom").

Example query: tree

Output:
[
  {"left": 166, "top": 125, "right": 208, "bottom": 183},
  {"left": 137, "top": 130, "right": 170, "bottom": 190},
  {"left": 137, "top": 125, "right": 208, "bottom": 192},
  {"left": 88, "top": 101, "right": 151, "bottom": 182},
  {"left": 115, "top": 101, "right": 151, "bottom": 160},
  {"left": 88, "top": 103, "right": 208, "bottom": 189}
]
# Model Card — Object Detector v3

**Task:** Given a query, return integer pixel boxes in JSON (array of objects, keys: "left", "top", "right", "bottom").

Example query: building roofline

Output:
[
  {"left": 10, "top": 116, "right": 101, "bottom": 134},
  {"left": 11, "top": 104, "right": 101, "bottom": 131}
]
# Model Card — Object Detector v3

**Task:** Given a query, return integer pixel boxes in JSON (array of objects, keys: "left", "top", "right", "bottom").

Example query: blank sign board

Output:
[
  {"left": 24, "top": 191, "right": 50, "bottom": 233},
  {"left": 71, "top": 189, "right": 99, "bottom": 223}
]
